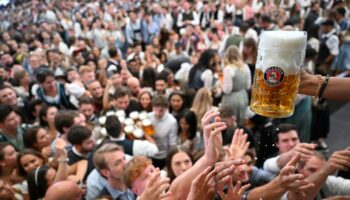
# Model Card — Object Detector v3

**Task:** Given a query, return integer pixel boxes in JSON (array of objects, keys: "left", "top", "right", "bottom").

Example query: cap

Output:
[{"left": 321, "top": 19, "right": 334, "bottom": 27}]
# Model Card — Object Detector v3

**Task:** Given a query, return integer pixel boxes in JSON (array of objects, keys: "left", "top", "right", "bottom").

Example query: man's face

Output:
[
  {"left": 82, "top": 71, "right": 96, "bottom": 85},
  {"left": 300, "top": 156, "right": 325, "bottom": 178},
  {"left": 277, "top": 130, "right": 300, "bottom": 153},
  {"left": 0, "top": 54, "right": 13, "bottom": 66},
  {"left": 128, "top": 81, "right": 141, "bottom": 96},
  {"left": 115, "top": 95, "right": 130, "bottom": 110},
  {"left": 87, "top": 82, "right": 103, "bottom": 99},
  {"left": 155, "top": 80, "right": 167, "bottom": 93},
  {"left": 232, "top": 163, "right": 249, "bottom": 183},
  {"left": 80, "top": 136, "right": 96, "bottom": 153},
  {"left": 43, "top": 76, "right": 57, "bottom": 92},
  {"left": 111, "top": 73, "right": 122, "bottom": 88},
  {"left": 0, "top": 68, "right": 9, "bottom": 81},
  {"left": 79, "top": 103, "right": 94, "bottom": 119},
  {"left": 103, "top": 150, "right": 126, "bottom": 180},
  {"left": 0, "top": 111, "right": 21, "bottom": 132},
  {"left": 132, "top": 165, "right": 155, "bottom": 196},
  {"left": 153, "top": 106, "right": 167, "bottom": 120},
  {"left": 0, "top": 88, "right": 17, "bottom": 106}
]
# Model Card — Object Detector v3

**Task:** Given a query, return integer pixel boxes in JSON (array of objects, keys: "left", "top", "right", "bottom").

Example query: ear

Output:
[{"left": 100, "top": 168, "right": 109, "bottom": 178}]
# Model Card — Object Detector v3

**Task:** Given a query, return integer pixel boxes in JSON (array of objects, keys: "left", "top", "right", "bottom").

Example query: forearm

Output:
[
  {"left": 247, "top": 179, "right": 286, "bottom": 200},
  {"left": 169, "top": 156, "right": 214, "bottom": 200},
  {"left": 54, "top": 157, "right": 68, "bottom": 183},
  {"left": 299, "top": 74, "right": 350, "bottom": 101},
  {"left": 277, "top": 152, "right": 293, "bottom": 169},
  {"left": 102, "top": 85, "right": 111, "bottom": 111}
]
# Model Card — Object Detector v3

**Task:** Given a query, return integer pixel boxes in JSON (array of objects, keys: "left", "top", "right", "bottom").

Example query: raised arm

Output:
[{"left": 168, "top": 111, "right": 226, "bottom": 200}]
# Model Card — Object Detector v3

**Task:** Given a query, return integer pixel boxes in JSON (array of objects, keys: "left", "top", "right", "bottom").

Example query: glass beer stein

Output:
[
  {"left": 250, "top": 31, "right": 307, "bottom": 118},
  {"left": 142, "top": 119, "right": 155, "bottom": 136}
]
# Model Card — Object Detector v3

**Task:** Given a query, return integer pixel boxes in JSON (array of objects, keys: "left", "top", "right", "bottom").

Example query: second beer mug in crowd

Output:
[
  {"left": 250, "top": 31, "right": 307, "bottom": 118},
  {"left": 142, "top": 119, "right": 155, "bottom": 136}
]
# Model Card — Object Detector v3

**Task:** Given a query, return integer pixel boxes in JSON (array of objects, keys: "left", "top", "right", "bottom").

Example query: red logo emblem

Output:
[{"left": 264, "top": 67, "right": 285, "bottom": 86}]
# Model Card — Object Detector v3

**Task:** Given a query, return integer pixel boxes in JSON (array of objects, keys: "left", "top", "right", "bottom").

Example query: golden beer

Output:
[
  {"left": 250, "top": 69, "right": 300, "bottom": 118},
  {"left": 142, "top": 119, "right": 155, "bottom": 136},
  {"left": 250, "top": 31, "right": 307, "bottom": 118}
]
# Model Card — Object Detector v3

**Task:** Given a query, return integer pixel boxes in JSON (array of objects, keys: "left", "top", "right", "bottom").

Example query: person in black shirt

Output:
[{"left": 66, "top": 125, "right": 96, "bottom": 182}]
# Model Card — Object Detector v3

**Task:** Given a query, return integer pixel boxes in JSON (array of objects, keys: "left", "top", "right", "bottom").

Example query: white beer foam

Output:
[{"left": 256, "top": 31, "right": 307, "bottom": 75}]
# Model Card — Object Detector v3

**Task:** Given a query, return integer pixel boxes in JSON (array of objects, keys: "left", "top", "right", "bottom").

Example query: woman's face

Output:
[
  {"left": 20, "top": 154, "right": 44, "bottom": 174},
  {"left": 140, "top": 93, "right": 151, "bottom": 109},
  {"left": 170, "top": 94, "right": 183, "bottom": 112},
  {"left": 171, "top": 152, "right": 193, "bottom": 177},
  {"left": 45, "top": 107, "right": 58, "bottom": 126},
  {"left": 35, "top": 128, "right": 51, "bottom": 149},
  {"left": 179, "top": 117, "right": 190, "bottom": 132},
  {"left": 1, "top": 145, "right": 18, "bottom": 168}
]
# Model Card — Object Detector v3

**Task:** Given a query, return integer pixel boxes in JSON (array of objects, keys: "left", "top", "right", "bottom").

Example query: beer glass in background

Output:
[
  {"left": 250, "top": 31, "right": 307, "bottom": 118},
  {"left": 142, "top": 119, "right": 155, "bottom": 136}
]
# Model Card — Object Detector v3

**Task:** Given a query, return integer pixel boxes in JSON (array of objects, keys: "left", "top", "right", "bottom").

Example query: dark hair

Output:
[
  {"left": 138, "top": 90, "right": 153, "bottom": 112},
  {"left": 178, "top": 111, "right": 197, "bottom": 140},
  {"left": 24, "top": 126, "right": 42, "bottom": 150},
  {"left": 17, "top": 149, "right": 45, "bottom": 177},
  {"left": 67, "top": 125, "right": 92, "bottom": 145},
  {"left": 152, "top": 95, "right": 168, "bottom": 108},
  {"left": 35, "top": 67, "right": 55, "bottom": 84},
  {"left": 0, "top": 142, "right": 11, "bottom": 161},
  {"left": 260, "top": 15, "right": 272, "bottom": 23},
  {"left": 39, "top": 104, "right": 56, "bottom": 127},
  {"left": 336, "top": 7, "right": 346, "bottom": 17},
  {"left": 240, "top": 22, "right": 250, "bottom": 33},
  {"left": 79, "top": 96, "right": 94, "bottom": 106},
  {"left": 0, "top": 104, "right": 14, "bottom": 123},
  {"left": 27, "top": 99, "right": 43, "bottom": 121},
  {"left": 141, "top": 67, "right": 156, "bottom": 89},
  {"left": 108, "top": 47, "right": 118, "bottom": 58},
  {"left": 188, "top": 49, "right": 217, "bottom": 87},
  {"left": 169, "top": 91, "right": 185, "bottom": 113},
  {"left": 54, "top": 110, "right": 76, "bottom": 134},
  {"left": 105, "top": 116, "right": 122, "bottom": 138},
  {"left": 166, "top": 147, "right": 194, "bottom": 182},
  {"left": 113, "top": 86, "right": 131, "bottom": 99},
  {"left": 275, "top": 123, "right": 298, "bottom": 142},
  {"left": 27, "top": 166, "right": 50, "bottom": 200}
]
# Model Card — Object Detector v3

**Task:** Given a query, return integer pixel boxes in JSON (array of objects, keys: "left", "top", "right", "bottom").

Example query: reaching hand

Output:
[
  {"left": 202, "top": 111, "right": 226, "bottom": 163},
  {"left": 139, "top": 169, "right": 171, "bottom": 200},
  {"left": 218, "top": 178, "right": 251, "bottom": 200},
  {"left": 291, "top": 143, "right": 317, "bottom": 162},
  {"left": 214, "top": 159, "right": 246, "bottom": 191},
  {"left": 323, "top": 147, "right": 350, "bottom": 175},
  {"left": 275, "top": 154, "right": 314, "bottom": 193},
  {"left": 186, "top": 167, "right": 216, "bottom": 200},
  {"left": 224, "top": 129, "right": 250, "bottom": 160}
]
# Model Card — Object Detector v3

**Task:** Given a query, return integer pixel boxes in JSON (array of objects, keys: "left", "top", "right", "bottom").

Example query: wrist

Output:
[{"left": 299, "top": 74, "right": 320, "bottom": 96}]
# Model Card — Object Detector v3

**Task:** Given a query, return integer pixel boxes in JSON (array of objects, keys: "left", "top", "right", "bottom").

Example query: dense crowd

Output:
[{"left": 0, "top": 0, "right": 350, "bottom": 200}]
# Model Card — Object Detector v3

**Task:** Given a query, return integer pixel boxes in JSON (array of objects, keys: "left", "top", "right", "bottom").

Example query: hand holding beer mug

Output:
[
  {"left": 142, "top": 119, "right": 155, "bottom": 136},
  {"left": 250, "top": 31, "right": 307, "bottom": 118}
]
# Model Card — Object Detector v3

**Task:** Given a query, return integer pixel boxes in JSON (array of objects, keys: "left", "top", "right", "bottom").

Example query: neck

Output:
[
  {"left": 0, "top": 166, "right": 15, "bottom": 177},
  {"left": 109, "top": 178, "right": 126, "bottom": 191},
  {"left": 0, "top": 127, "right": 17, "bottom": 136}
]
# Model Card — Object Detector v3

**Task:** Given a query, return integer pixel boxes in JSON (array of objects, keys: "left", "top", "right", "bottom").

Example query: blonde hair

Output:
[
  {"left": 79, "top": 65, "right": 94, "bottom": 75},
  {"left": 191, "top": 88, "right": 213, "bottom": 128},
  {"left": 93, "top": 143, "right": 123, "bottom": 172},
  {"left": 223, "top": 46, "right": 244, "bottom": 69}
]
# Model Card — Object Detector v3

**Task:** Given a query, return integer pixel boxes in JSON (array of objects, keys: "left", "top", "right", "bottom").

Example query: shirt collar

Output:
[
  {"left": 323, "top": 29, "right": 336, "bottom": 38},
  {"left": 106, "top": 183, "right": 134, "bottom": 200}
]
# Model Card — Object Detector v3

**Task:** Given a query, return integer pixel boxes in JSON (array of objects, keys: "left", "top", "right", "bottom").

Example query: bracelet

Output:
[
  {"left": 317, "top": 74, "right": 330, "bottom": 99},
  {"left": 57, "top": 158, "right": 69, "bottom": 163},
  {"left": 314, "top": 75, "right": 325, "bottom": 97}
]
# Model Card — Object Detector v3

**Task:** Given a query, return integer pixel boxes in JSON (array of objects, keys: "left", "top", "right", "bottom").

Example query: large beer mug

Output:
[
  {"left": 250, "top": 31, "right": 307, "bottom": 118},
  {"left": 142, "top": 119, "right": 155, "bottom": 136}
]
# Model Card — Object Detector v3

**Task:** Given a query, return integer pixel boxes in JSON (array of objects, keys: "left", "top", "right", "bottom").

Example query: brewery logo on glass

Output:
[{"left": 264, "top": 66, "right": 285, "bottom": 86}]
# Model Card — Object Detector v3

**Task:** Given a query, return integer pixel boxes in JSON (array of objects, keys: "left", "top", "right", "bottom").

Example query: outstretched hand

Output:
[
  {"left": 186, "top": 166, "right": 216, "bottom": 200},
  {"left": 224, "top": 129, "right": 250, "bottom": 160},
  {"left": 139, "top": 168, "right": 171, "bottom": 200}
]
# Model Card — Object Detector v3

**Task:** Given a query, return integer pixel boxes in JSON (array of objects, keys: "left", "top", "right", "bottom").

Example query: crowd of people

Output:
[{"left": 0, "top": 0, "right": 350, "bottom": 199}]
